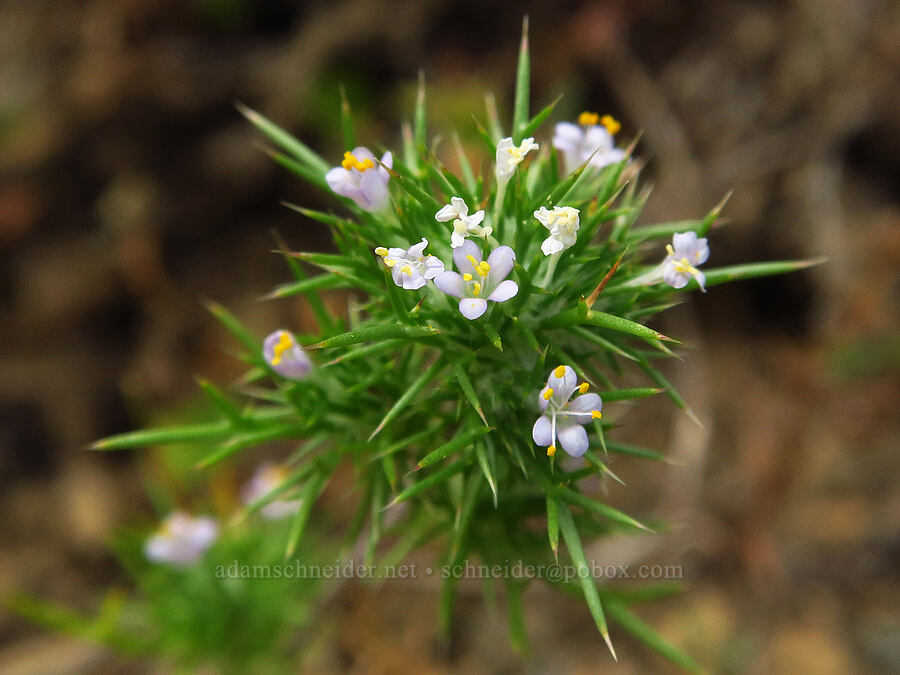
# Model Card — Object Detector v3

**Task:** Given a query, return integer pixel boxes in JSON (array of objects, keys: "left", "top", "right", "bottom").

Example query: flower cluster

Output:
[{"left": 91, "top": 31, "right": 816, "bottom": 668}]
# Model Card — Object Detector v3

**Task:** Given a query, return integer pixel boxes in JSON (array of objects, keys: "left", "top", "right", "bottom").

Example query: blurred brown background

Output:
[{"left": 1, "top": 0, "right": 898, "bottom": 672}]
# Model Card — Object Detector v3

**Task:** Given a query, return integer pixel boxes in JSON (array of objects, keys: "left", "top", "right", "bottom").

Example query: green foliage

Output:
[
  {"left": 8, "top": 523, "right": 322, "bottom": 673},
  {"left": 83, "top": 21, "right": 822, "bottom": 671}
]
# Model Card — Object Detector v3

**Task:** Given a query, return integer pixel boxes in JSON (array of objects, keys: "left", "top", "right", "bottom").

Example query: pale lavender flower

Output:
[
  {"left": 661, "top": 231, "right": 710, "bottom": 291},
  {"left": 534, "top": 205, "right": 581, "bottom": 255},
  {"left": 242, "top": 463, "right": 301, "bottom": 520},
  {"left": 435, "top": 196, "right": 491, "bottom": 248},
  {"left": 495, "top": 137, "right": 539, "bottom": 182},
  {"left": 374, "top": 238, "right": 444, "bottom": 290},
  {"left": 325, "top": 147, "right": 392, "bottom": 211},
  {"left": 144, "top": 512, "right": 219, "bottom": 567},
  {"left": 532, "top": 365, "right": 602, "bottom": 458},
  {"left": 264, "top": 330, "right": 313, "bottom": 380},
  {"left": 553, "top": 112, "right": 625, "bottom": 175},
  {"left": 433, "top": 240, "right": 518, "bottom": 320}
]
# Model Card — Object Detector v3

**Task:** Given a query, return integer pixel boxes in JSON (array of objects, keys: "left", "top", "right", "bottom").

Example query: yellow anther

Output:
[
  {"left": 466, "top": 254, "right": 479, "bottom": 268},
  {"left": 401, "top": 265, "right": 412, "bottom": 275},
  {"left": 476, "top": 261, "right": 491, "bottom": 277},
  {"left": 554, "top": 365, "right": 566, "bottom": 378},
  {"left": 673, "top": 257, "right": 699, "bottom": 275},
  {"left": 270, "top": 331, "right": 293, "bottom": 366},
  {"left": 341, "top": 151, "right": 375, "bottom": 172},
  {"left": 578, "top": 111, "right": 600, "bottom": 127},
  {"left": 542, "top": 388, "right": 554, "bottom": 401},
  {"left": 666, "top": 244, "right": 675, "bottom": 257},
  {"left": 547, "top": 444, "right": 557, "bottom": 457},
  {"left": 591, "top": 410, "right": 602, "bottom": 420},
  {"left": 472, "top": 282, "right": 481, "bottom": 297},
  {"left": 374, "top": 247, "right": 388, "bottom": 256},
  {"left": 578, "top": 382, "right": 589, "bottom": 394},
  {"left": 600, "top": 114, "right": 621, "bottom": 135},
  {"left": 384, "top": 259, "right": 395, "bottom": 268},
  {"left": 463, "top": 273, "right": 473, "bottom": 281}
]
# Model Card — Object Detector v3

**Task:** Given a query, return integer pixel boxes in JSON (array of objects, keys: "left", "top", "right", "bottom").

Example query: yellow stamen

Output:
[
  {"left": 476, "top": 261, "right": 490, "bottom": 277},
  {"left": 341, "top": 151, "right": 375, "bottom": 172},
  {"left": 401, "top": 265, "right": 412, "bottom": 275},
  {"left": 578, "top": 382, "right": 589, "bottom": 394},
  {"left": 472, "top": 281, "right": 481, "bottom": 297},
  {"left": 591, "top": 410, "right": 602, "bottom": 420},
  {"left": 672, "top": 257, "right": 699, "bottom": 276},
  {"left": 554, "top": 365, "right": 566, "bottom": 378},
  {"left": 463, "top": 273, "right": 473, "bottom": 281},
  {"left": 547, "top": 444, "right": 557, "bottom": 457},
  {"left": 542, "top": 388, "right": 554, "bottom": 401},
  {"left": 578, "top": 111, "right": 600, "bottom": 127},
  {"left": 666, "top": 244, "right": 675, "bottom": 257},
  {"left": 600, "top": 114, "right": 621, "bottom": 135},
  {"left": 270, "top": 331, "right": 293, "bottom": 366},
  {"left": 374, "top": 247, "right": 388, "bottom": 256},
  {"left": 384, "top": 259, "right": 395, "bottom": 268}
]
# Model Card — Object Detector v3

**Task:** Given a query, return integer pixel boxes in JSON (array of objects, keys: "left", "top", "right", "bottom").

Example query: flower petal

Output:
[
  {"left": 566, "top": 393, "right": 602, "bottom": 415},
  {"left": 359, "top": 165, "right": 389, "bottom": 210},
  {"left": 552, "top": 122, "right": 582, "bottom": 154},
  {"left": 541, "top": 236, "right": 565, "bottom": 256},
  {"left": 408, "top": 238, "right": 428, "bottom": 258},
  {"left": 487, "top": 245, "right": 516, "bottom": 283},
  {"left": 450, "top": 196, "right": 468, "bottom": 217},
  {"left": 558, "top": 423, "right": 589, "bottom": 457},
  {"left": 672, "top": 231, "right": 698, "bottom": 252},
  {"left": 694, "top": 270, "right": 707, "bottom": 292},
  {"left": 453, "top": 239, "right": 481, "bottom": 276},
  {"left": 487, "top": 279, "right": 518, "bottom": 303},
  {"left": 547, "top": 365, "right": 578, "bottom": 402},
  {"left": 433, "top": 271, "right": 465, "bottom": 298},
  {"left": 435, "top": 203, "right": 457, "bottom": 222},
  {"left": 423, "top": 256, "right": 445, "bottom": 279},
  {"left": 532, "top": 415, "right": 553, "bottom": 446},
  {"left": 459, "top": 298, "right": 488, "bottom": 320},
  {"left": 325, "top": 167, "right": 359, "bottom": 200}
]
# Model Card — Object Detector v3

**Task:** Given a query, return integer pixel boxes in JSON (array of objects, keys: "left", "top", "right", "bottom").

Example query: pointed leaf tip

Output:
[{"left": 603, "top": 631, "right": 618, "bottom": 661}]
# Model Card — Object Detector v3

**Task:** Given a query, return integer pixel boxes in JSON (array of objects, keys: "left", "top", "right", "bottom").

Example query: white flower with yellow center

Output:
[
  {"left": 534, "top": 205, "right": 581, "bottom": 255},
  {"left": 532, "top": 365, "right": 602, "bottom": 458},
  {"left": 144, "top": 512, "right": 219, "bottom": 567},
  {"left": 661, "top": 231, "right": 709, "bottom": 291},
  {"left": 325, "top": 146, "right": 392, "bottom": 211},
  {"left": 433, "top": 240, "right": 518, "bottom": 320},
  {"left": 553, "top": 112, "right": 625, "bottom": 175},
  {"left": 263, "top": 330, "right": 313, "bottom": 380},
  {"left": 374, "top": 238, "right": 444, "bottom": 290},
  {"left": 435, "top": 196, "right": 491, "bottom": 248},
  {"left": 495, "top": 136, "right": 539, "bottom": 182},
  {"left": 242, "top": 463, "right": 302, "bottom": 520}
]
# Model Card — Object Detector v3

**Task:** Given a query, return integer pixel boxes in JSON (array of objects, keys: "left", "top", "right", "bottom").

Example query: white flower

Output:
[
  {"left": 661, "top": 231, "right": 709, "bottom": 291},
  {"left": 242, "top": 463, "right": 301, "bottom": 520},
  {"left": 553, "top": 112, "right": 625, "bottom": 175},
  {"left": 532, "top": 365, "right": 602, "bottom": 458},
  {"left": 534, "top": 206, "right": 581, "bottom": 255},
  {"left": 264, "top": 330, "right": 313, "bottom": 380},
  {"left": 433, "top": 240, "right": 518, "bottom": 320},
  {"left": 495, "top": 136, "right": 539, "bottom": 181},
  {"left": 144, "top": 512, "right": 219, "bottom": 567},
  {"left": 435, "top": 196, "right": 491, "bottom": 248},
  {"left": 374, "top": 238, "right": 444, "bottom": 290},
  {"left": 325, "top": 147, "right": 392, "bottom": 211}
]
